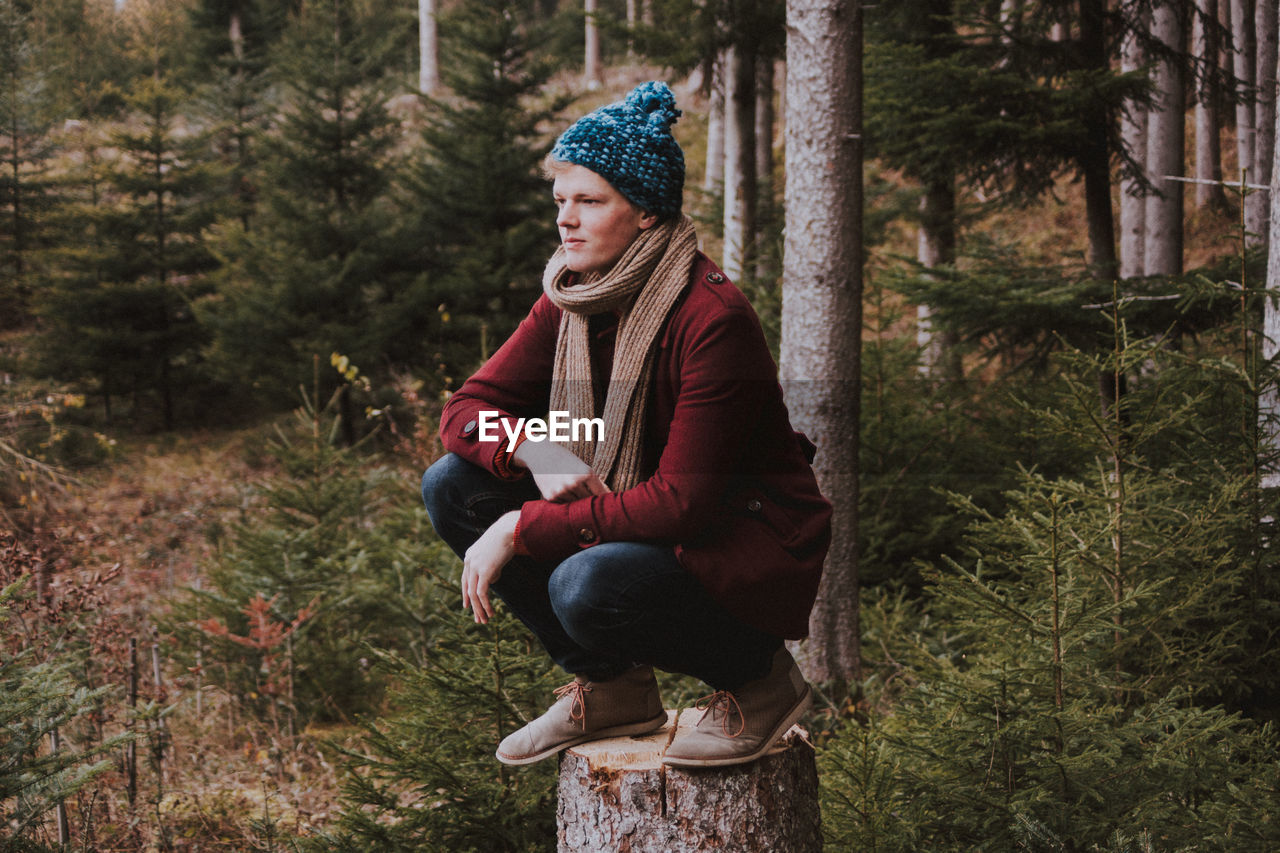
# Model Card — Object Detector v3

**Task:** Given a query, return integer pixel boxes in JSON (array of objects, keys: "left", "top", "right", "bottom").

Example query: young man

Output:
[{"left": 420, "top": 81, "right": 831, "bottom": 768}]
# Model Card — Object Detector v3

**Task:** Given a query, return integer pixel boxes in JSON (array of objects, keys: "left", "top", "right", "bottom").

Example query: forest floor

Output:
[{"left": 21, "top": 424, "right": 362, "bottom": 850}]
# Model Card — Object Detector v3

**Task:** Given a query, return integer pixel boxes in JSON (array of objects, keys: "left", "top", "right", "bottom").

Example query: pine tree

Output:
[
  {"left": 857, "top": 274, "right": 1085, "bottom": 594},
  {"left": 112, "top": 73, "right": 220, "bottom": 425},
  {"left": 186, "top": 0, "right": 297, "bottom": 73},
  {"left": 0, "top": 579, "right": 126, "bottom": 847},
  {"left": 26, "top": 0, "right": 130, "bottom": 121},
  {"left": 198, "top": 44, "right": 270, "bottom": 234},
  {"left": 202, "top": 0, "right": 405, "bottom": 405},
  {"left": 33, "top": 72, "right": 219, "bottom": 428},
  {"left": 167, "top": 388, "right": 438, "bottom": 728},
  {"left": 0, "top": 0, "right": 58, "bottom": 328},
  {"left": 392, "top": 0, "right": 567, "bottom": 385},
  {"left": 30, "top": 120, "right": 125, "bottom": 421},
  {"left": 820, "top": 322, "right": 1280, "bottom": 850},
  {"left": 307, "top": 596, "right": 560, "bottom": 852}
]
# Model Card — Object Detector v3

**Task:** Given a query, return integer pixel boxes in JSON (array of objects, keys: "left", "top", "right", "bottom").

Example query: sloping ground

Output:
[
  {"left": 60, "top": 428, "right": 268, "bottom": 612},
  {"left": 6, "top": 424, "right": 356, "bottom": 850}
]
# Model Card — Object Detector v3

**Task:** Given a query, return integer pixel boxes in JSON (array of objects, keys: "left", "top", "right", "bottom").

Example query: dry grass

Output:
[{"left": 7, "top": 421, "right": 365, "bottom": 851}]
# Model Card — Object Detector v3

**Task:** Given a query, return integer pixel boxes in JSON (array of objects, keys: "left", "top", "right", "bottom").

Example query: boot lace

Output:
[
  {"left": 694, "top": 690, "right": 746, "bottom": 738},
  {"left": 554, "top": 680, "right": 592, "bottom": 730}
]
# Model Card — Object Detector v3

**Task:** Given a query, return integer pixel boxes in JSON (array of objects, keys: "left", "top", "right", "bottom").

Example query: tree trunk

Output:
[
  {"left": 556, "top": 712, "right": 820, "bottom": 852},
  {"left": 917, "top": 177, "right": 961, "bottom": 379},
  {"left": 1119, "top": 13, "right": 1147, "bottom": 279},
  {"left": 418, "top": 0, "right": 439, "bottom": 95},
  {"left": 704, "top": 53, "right": 726, "bottom": 193},
  {"left": 626, "top": 0, "right": 636, "bottom": 57},
  {"left": 1144, "top": 2, "right": 1186, "bottom": 276},
  {"left": 756, "top": 57, "right": 775, "bottom": 193},
  {"left": 1261, "top": 40, "right": 1280, "bottom": 489},
  {"left": 756, "top": 56, "right": 777, "bottom": 280},
  {"left": 229, "top": 0, "right": 245, "bottom": 61},
  {"left": 1232, "top": 0, "right": 1258, "bottom": 237},
  {"left": 781, "top": 0, "right": 862, "bottom": 687},
  {"left": 1253, "top": 0, "right": 1278, "bottom": 244},
  {"left": 584, "top": 0, "right": 602, "bottom": 90},
  {"left": 723, "top": 40, "right": 757, "bottom": 282},
  {"left": 1080, "top": 0, "right": 1118, "bottom": 280},
  {"left": 1195, "top": 0, "right": 1228, "bottom": 209}
]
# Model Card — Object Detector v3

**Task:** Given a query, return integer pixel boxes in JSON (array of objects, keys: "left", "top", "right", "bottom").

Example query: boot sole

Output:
[
  {"left": 661, "top": 684, "right": 813, "bottom": 768},
  {"left": 495, "top": 710, "right": 669, "bottom": 766}
]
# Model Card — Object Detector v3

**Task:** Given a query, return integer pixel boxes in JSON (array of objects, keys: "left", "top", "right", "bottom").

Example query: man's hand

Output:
[
  {"left": 462, "top": 510, "right": 519, "bottom": 624},
  {"left": 512, "top": 440, "right": 611, "bottom": 503}
]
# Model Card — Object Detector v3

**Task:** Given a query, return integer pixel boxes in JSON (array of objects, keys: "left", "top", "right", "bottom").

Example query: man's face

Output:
[{"left": 552, "top": 164, "right": 657, "bottom": 275}]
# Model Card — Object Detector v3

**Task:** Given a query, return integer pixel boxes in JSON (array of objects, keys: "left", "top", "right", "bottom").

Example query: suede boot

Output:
[
  {"left": 662, "top": 647, "right": 811, "bottom": 768},
  {"left": 496, "top": 665, "right": 666, "bottom": 766}
]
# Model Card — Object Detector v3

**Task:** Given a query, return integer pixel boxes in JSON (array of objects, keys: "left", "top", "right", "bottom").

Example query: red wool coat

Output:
[{"left": 439, "top": 253, "right": 832, "bottom": 639}]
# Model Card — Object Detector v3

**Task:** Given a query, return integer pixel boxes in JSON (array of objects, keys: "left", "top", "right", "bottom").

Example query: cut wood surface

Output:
[{"left": 556, "top": 710, "right": 821, "bottom": 852}]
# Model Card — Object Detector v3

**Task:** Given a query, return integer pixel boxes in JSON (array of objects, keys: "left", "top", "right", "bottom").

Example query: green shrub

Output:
[
  {"left": 310, "top": 583, "right": 561, "bottom": 853},
  {"left": 822, "top": 327, "right": 1280, "bottom": 850}
]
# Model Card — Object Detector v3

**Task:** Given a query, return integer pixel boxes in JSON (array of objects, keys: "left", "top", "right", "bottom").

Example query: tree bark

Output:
[
  {"left": 556, "top": 712, "right": 820, "bottom": 852},
  {"left": 228, "top": 0, "right": 244, "bottom": 61},
  {"left": 584, "top": 0, "right": 602, "bottom": 90},
  {"left": 756, "top": 55, "right": 777, "bottom": 280},
  {"left": 1195, "top": 0, "right": 1228, "bottom": 209},
  {"left": 917, "top": 177, "right": 962, "bottom": 379},
  {"left": 1253, "top": 0, "right": 1278, "bottom": 243},
  {"left": 781, "top": 0, "right": 862, "bottom": 686},
  {"left": 1079, "top": 0, "right": 1118, "bottom": 280},
  {"left": 1119, "top": 13, "right": 1147, "bottom": 279},
  {"left": 756, "top": 57, "right": 775, "bottom": 193},
  {"left": 704, "top": 53, "right": 726, "bottom": 193},
  {"left": 626, "top": 0, "right": 637, "bottom": 57},
  {"left": 418, "top": 0, "right": 439, "bottom": 95},
  {"left": 1232, "top": 0, "right": 1258, "bottom": 238},
  {"left": 723, "top": 40, "right": 757, "bottom": 282},
  {"left": 1261, "top": 32, "right": 1280, "bottom": 489},
  {"left": 1144, "top": 2, "right": 1186, "bottom": 276}
]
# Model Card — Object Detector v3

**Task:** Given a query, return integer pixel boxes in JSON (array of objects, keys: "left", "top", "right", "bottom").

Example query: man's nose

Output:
[{"left": 557, "top": 203, "right": 576, "bottom": 228}]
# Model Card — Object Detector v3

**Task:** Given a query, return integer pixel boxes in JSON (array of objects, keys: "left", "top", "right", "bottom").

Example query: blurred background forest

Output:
[{"left": 2, "top": 0, "right": 1280, "bottom": 850}]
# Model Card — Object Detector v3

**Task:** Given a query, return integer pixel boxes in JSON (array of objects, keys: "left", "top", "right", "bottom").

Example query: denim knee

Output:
[
  {"left": 548, "top": 551, "right": 619, "bottom": 642},
  {"left": 420, "top": 453, "right": 468, "bottom": 516}
]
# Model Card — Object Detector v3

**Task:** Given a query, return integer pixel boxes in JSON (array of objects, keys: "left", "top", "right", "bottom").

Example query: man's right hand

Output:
[{"left": 512, "top": 440, "right": 611, "bottom": 503}]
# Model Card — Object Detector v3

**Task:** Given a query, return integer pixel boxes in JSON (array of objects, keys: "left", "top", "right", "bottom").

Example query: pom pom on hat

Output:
[{"left": 550, "top": 81, "right": 685, "bottom": 219}]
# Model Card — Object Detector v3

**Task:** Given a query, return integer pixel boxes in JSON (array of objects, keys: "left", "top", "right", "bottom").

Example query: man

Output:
[{"left": 421, "top": 81, "right": 831, "bottom": 768}]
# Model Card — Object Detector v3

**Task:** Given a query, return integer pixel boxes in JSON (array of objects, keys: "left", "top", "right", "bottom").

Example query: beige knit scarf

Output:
[{"left": 542, "top": 215, "right": 698, "bottom": 491}]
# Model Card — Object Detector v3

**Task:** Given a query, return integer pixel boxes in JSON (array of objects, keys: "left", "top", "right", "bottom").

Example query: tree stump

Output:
[{"left": 556, "top": 710, "right": 821, "bottom": 852}]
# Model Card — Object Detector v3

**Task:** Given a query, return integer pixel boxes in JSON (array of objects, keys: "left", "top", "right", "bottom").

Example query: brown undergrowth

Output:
[{"left": 5, "top": 426, "right": 363, "bottom": 851}]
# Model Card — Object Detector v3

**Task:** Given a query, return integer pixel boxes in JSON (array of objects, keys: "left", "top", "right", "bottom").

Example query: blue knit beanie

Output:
[{"left": 550, "top": 81, "right": 685, "bottom": 219}]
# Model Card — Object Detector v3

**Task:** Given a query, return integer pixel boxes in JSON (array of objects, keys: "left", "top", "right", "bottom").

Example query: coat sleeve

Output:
[
  {"left": 439, "top": 295, "right": 559, "bottom": 475},
  {"left": 516, "top": 300, "right": 775, "bottom": 559}
]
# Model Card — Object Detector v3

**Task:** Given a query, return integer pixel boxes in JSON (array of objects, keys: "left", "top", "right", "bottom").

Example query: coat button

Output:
[
  {"left": 746, "top": 498, "right": 762, "bottom": 512},
  {"left": 462, "top": 419, "right": 477, "bottom": 436},
  {"left": 577, "top": 527, "right": 597, "bottom": 544},
  {"left": 706, "top": 271, "right": 725, "bottom": 284}
]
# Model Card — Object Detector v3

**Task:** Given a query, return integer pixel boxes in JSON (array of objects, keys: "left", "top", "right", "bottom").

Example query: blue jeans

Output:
[{"left": 420, "top": 453, "right": 781, "bottom": 689}]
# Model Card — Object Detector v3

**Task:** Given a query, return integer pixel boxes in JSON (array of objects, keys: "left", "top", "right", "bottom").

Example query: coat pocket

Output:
[{"left": 731, "top": 486, "right": 801, "bottom": 548}]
